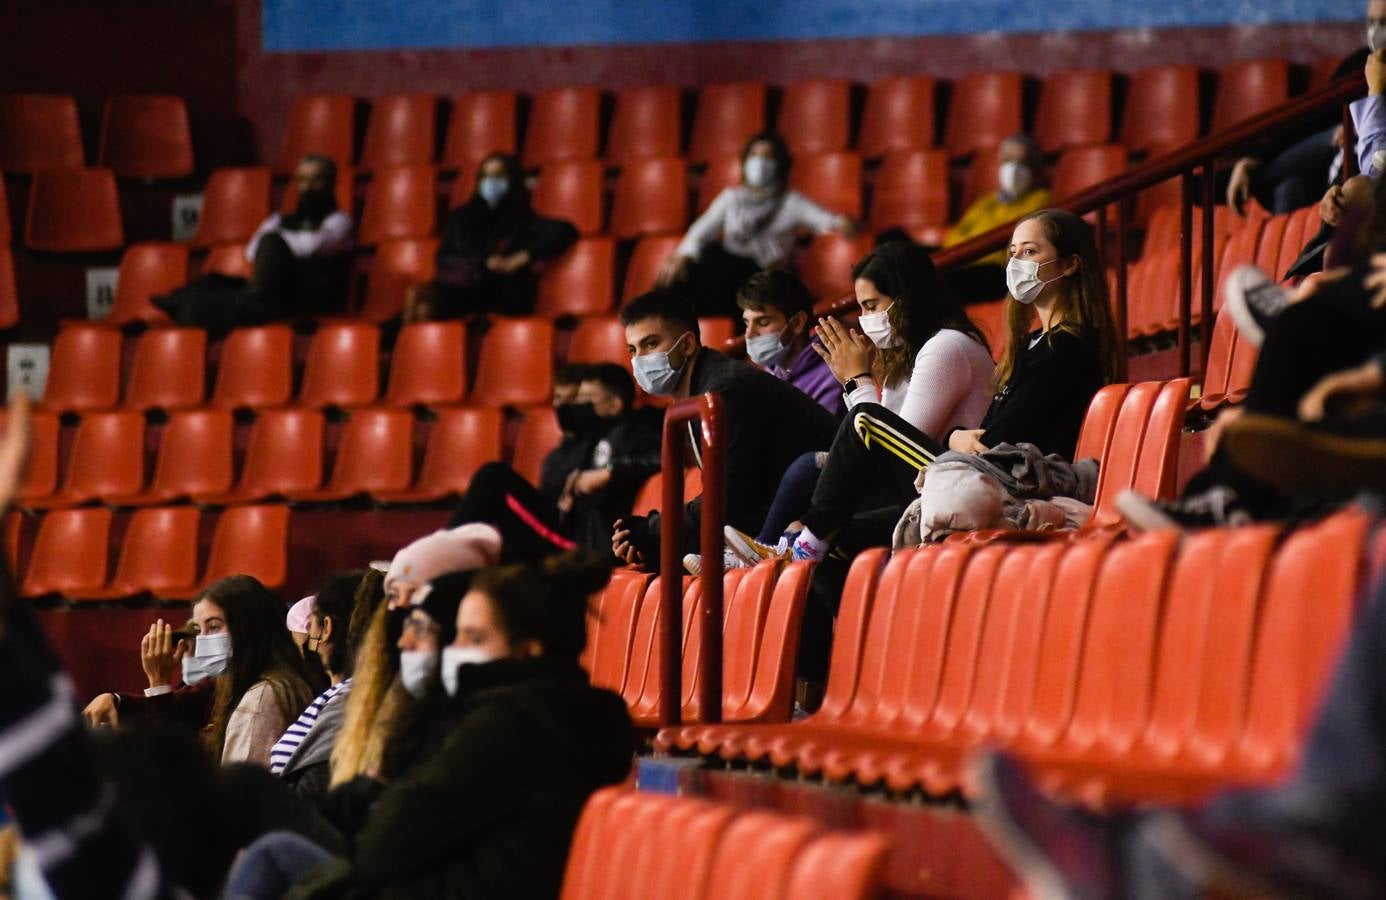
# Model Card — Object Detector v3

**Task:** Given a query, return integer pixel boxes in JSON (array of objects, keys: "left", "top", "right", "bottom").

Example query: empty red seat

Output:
[
  {"left": 358, "top": 164, "right": 436, "bottom": 244},
  {"left": 196, "top": 409, "right": 324, "bottom": 504},
  {"left": 689, "top": 82, "right": 766, "bottom": 164},
  {"left": 118, "top": 409, "right": 235, "bottom": 506},
  {"left": 868, "top": 149, "right": 948, "bottom": 232},
  {"left": 798, "top": 234, "right": 872, "bottom": 300},
  {"left": 106, "top": 242, "right": 190, "bottom": 326},
  {"left": 962, "top": 146, "right": 1001, "bottom": 208},
  {"left": 81, "top": 506, "right": 202, "bottom": 600},
  {"left": 0, "top": 177, "right": 9, "bottom": 246},
  {"left": 1123, "top": 65, "right": 1201, "bottom": 153},
  {"left": 511, "top": 406, "right": 562, "bottom": 484},
  {"left": 531, "top": 159, "right": 604, "bottom": 235},
  {"left": 360, "top": 94, "right": 436, "bottom": 170},
  {"left": 471, "top": 317, "right": 554, "bottom": 407},
  {"left": 200, "top": 505, "right": 291, "bottom": 590},
  {"left": 19, "top": 410, "right": 60, "bottom": 506},
  {"left": 623, "top": 234, "right": 683, "bottom": 302},
  {"left": 298, "top": 321, "right": 380, "bottom": 408},
  {"left": 0, "top": 248, "right": 18, "bottom": 330},
  {"left": 98, "top": 94, "right": 194, "bottom": 179},
  {"left": 777, "top": 79, "right": 851, "bottom": 156},
  {"left": 25, "top": 167, "right": 123, "bottom": 252},
  {"left": 1089, "top": 379, "right": 1192, "bottom": 525},
  {"left": 384, "top": 321, "right": 467, "bottom": 407},
  {"left": 41, "top": 324, "right": 121, "bottom": 414},
  {"left": 192, "top": 167, "right": 271, "bottom": 248},
  {"left": 210, "top": 324, "right": 293, "bottom": 410},
  {"left": 567, "top": 316, "right": 630, "bottom": 366},
  {"left": 291, "top": 407, "right": 414, "bottom": 502},
  {"left": 607, "top": 85, "right": 682, "bottom": 165},
  {"left": 535, "top": 237, "right": 616, "bottom": 318},
  {"left": 610, "top": 157, "right": 688, "bottom": 239},
  {"left": 859, "top": 76, "right": 936, "bottom": 158},
  {"left": 1051, "top": 145, "right": 1128, "bottom": 200},
  {"left": 277, "top": 94, "right": 355, "bottom": 172},
  {"left": 523, "top": 86, "right": 600, "bottom": 168},
  {"left": 1035, "top": 69, "right": 1112, "bottom": 153},
  {"left": 27, "top": 411, "right": 145, "bottom": 509},
  {"left": 1212, "top": 59, "right": 1290, "bottom": 132},
  {"left": 441, "top": 90, "right": 517, "bottom": 176},
  {"left": 789, "top": 151, "right": 862, "bottom": 221},
  {"left": 124, "top": 326, "right": 206, "bottom": 411},
  {"left": 697, "top": 155, "right": 744, "bottom": 214},
  {"left": 358, "top": 237, "right": 438, "bottom": 322},
  {"left": 279, "top": 162, "right": 355, "bottom": 215},
  {"left": 20, "top": 508, "right": 111, "bottom": 598},
  {"left": 699, "top": 317, "right": 736, "bottom": 350},
  {"left": 375, "top": 406, "right": 504, "bottom": 502},
  {"left": 203, "top": 243, "right": 252, "bottom": 280},
  {"left": 0, "top": 93, "right": 83, "bottom": 173},
  {"left": 944, "top": 72, "right": 1023, "bottom": 158}
]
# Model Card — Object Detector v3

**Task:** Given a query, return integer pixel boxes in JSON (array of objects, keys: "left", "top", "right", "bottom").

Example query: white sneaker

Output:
[
  {"left": 723, "top": 525, "right": 786, "bottom": 566},
  {"left": 1114, "top": 489, "right": 1182, "bottom": 533},
  {"left": 682, "top": 549, "right": 750, "bottom": 576},
  {"left": 1222, "top": 264, "right": 1287, "bottom": 348}
]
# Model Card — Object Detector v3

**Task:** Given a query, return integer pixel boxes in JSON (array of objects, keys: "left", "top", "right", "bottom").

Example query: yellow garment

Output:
[{"left": 943, "top": 188, "right": 1052, "bottom": 267}]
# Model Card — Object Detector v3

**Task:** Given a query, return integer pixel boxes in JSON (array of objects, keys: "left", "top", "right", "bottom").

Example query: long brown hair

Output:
[{"left": 993, "top": 209, "right": 1119, "bottom": 391}]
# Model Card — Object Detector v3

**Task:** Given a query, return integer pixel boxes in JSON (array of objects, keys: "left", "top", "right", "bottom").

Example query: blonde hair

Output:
[{"left": 329, "top": 601, "right": 408, "bottom": 785}]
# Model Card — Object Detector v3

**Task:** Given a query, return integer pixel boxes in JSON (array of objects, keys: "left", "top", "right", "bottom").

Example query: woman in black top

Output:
[{"left": 405, "top": 152, "right": 578, "bottom": 320}]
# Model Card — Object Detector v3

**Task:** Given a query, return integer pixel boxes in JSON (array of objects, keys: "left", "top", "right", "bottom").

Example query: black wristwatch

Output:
[{"left": 841, "top": 372, "right": 871, "bottom": 393}]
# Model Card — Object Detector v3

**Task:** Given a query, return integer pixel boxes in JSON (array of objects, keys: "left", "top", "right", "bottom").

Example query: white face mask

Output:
[
  {"left": 1006, "top": 257, "right": 1064, "bottom": 305},
  {"left": 743, "top": 156, "right": 777, "bottom": 189},
  {"left": 857, "top": 305, "right": 899, "bottom": 349},
  {"left": 440, "top": 645, "right": 499, "bottom": 698},
  {"left": 631, "top": 333, "right": 692, "bottom": 396},
  {"left": 1370, "top": 23, "right": 1386, "bottom": 53},
  {"left": 182, "top": 632, "right": 232, "bottom": 685},
  {"left": 399, "top": 649, "right": 439, "bottom": 699},
  {"left": 746, "top": 329, "right": 792, "bottom": 369},
  {"left": 998, "top": 160, "right": 1034, "bottom": 200}
]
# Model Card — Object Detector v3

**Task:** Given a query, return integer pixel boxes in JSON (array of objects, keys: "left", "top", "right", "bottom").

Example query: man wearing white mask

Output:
[
  {"left": 658, "top": 131, "right": 857, "bottom": 316},
  {"left": 737, "top": 268, "right": 844, "bottom": 415}
]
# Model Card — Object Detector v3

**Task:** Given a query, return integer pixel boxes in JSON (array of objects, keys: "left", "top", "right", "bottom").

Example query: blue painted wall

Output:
[{"left": 263, "top": 0, "right": 1361, "bottom": 52}]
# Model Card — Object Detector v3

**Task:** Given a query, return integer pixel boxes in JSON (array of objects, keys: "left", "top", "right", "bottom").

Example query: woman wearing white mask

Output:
[{"left": 659, "top": 131, "right": 857, "bottom": 316}]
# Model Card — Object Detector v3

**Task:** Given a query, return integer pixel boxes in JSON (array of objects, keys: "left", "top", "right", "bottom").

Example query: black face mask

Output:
[
  {"left": 556, "top": 402, "right": 606, "bottom": 436},
  {"left": 284, "top": 188, "right": 337, "bottom": 230}
]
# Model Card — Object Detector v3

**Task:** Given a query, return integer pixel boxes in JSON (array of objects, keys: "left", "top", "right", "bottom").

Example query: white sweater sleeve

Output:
[
  {"left": 245, "top": 213, "right": 282, "bottom": 262},
  {"left": 844, "top": 382, "right": 878, "bottom": 410},
  {"left": 676, "top": 189, "right": 732, "bottom": 260},
  {"left": 276, "top": 211, "right": 354, "bottom": 258},
  {"left": 894, "top": 331, "right": 985, "bottom": 441},
  {"left": 784, "top": 190, "right": 846, "bottom": 234}
]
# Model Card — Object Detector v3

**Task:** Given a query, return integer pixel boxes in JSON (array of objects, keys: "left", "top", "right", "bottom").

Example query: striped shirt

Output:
[{"left": 269, "top": 680, "right": 351, "bottom": 775}]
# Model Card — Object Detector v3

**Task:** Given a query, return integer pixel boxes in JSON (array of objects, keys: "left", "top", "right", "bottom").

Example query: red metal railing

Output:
[{"left": 658, "top": 392, "right": 727, "bottom": 727}]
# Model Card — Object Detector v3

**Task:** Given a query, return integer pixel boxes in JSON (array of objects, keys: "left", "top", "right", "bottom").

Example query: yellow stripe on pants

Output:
[{"left": 852, "top": 411, "right": 936, "bottom": 471}]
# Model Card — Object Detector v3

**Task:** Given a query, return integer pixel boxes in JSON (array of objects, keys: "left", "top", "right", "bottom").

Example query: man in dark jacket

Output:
[
  {"left": 448, "top": 364, "right": 662, "bottom": 561},
  {"left": 611, "top": 290, "right": 840, "bottom": 570}
]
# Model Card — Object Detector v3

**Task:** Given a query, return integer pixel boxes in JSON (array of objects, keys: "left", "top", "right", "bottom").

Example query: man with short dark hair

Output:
[
  {"left": 737, "top": 269, "right": 843, "bottom": 416},
  {"left": 613, "top": 290, "right": 839, "bottom": 571}
]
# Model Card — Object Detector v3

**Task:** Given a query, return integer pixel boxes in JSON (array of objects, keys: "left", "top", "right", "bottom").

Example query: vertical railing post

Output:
[
  {"left": 1178, "top": 171, "right": 1195, "bottom": 377},
  {"left": 1114, "top": 198, "right": 1129, "bottom": 383},
  {"left": 1200, "top": 159, "right": 1216, "bottom": 374},
  {"left": 696, "top": 397, "right": 725, "bottom": 725}
]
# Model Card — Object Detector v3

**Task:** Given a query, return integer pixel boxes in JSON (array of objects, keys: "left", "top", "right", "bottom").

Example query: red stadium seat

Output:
[
  {"left": 511, "top": 406, "right": 562, "bottom": 484},
  {"left": 696, "top": 155, "right": 744, "bottom": 214},
  {"left": 360, "top": 93, "right": 436, "bottom": 170},
  {"left": 192, "top": 167, "right": 271, "bottom": 248},
  {"left": 0, "top": 177, "right": 9, "bottom": 246},
  {"left": 98, "top": 94, "right": 194, "bottom": 179},
  {"left": 195, "top": 409, "right": 324, "bottom": 504},
  {"left": 623, "top": 234, "right": 683, "bottom": 302},
  {"left": 358, "top": 238, "right": 438, "bottom": 322},
  {"left": 0, "top": 248, "right": 19, "bottom": 330},
  {"left": 944, "top": 71, "right": 1023, "bottom": 158},
  {"left": 41, "top": 324, "right": 121, "bottom": 414},
  {"left": 106, "top": 242, "right": 190, "bottom": 326},
  {"left": 607, "top": 85, "right": 682, "bottom": 165},
  {"left": 279, "top": 162, "right": 355, "bottom": 215},
  {"left": 798, "top": 233, "right": 872, "bottom": 301},
  {"left": 531, "top": 159, "right": 604, "bottom": 235},
  {"left": 27, "top": 411, "right": 145, "bottom": 509},
  {"left": 523, "top": 86, "right": 600, "bottom": 168},
  {"left": 1035, "top": 69, "right": 1112, "bottom": 153},
  {"left": 1123, "top": 65, "right": 1201, "bottom": 153},
  {"left": 18, "top": 410, "right": 60, "bottom": 506},
  {"left": 277, "top": 94, "right": 355, "bottom": 172},
  {"left": 201, "top": 505, "right": 291, "bottom": 590},
  {"left": 689, "top": 82, "right": 766, "bottom": 164},
  {"left": 1088, "top": 379, "right": 1192, "bottom": 525},
  {"left": 610, "top": 157, "right": 688, "bottom": 239},
  {"left": 298, "top": 321, "right": 380, "bottom": 408},
  {"left": 1051, "top": 145, "right": 1128, "bottom": 200},
  {"left": 358, "top": 164, "right": 436, "bottom": 244},
  {"left": 868, "top": 149, "right": 949, "bottom": 232},
  {"left": 471, "top": 317, "right": 553, "bottom": 407},
  {"left": 789, "top": 151, "right": 862, "bottom": 221},
  {"left": 535, "top": 236, "right": 616, "bottom": 318},
  {"left": 384, "top": 321, "right": 467, "bottom": 407},
  {"left": 124, "top": 326, "right": 206, "bottom": 412},
  {"left": 442, "top": 90, "right": 517, "bottom": 176},
  {"left": 203, "top": 243, "right": 253, "bottom": 280},
  {"left": 698, "top": 317, "right": 736, "bottom": 350},
  {"left": 25, "top": 167, "right": 123, "bottom": 252},
  {"left": 1212, "top": 59, "right": 1290, "bottom": 132},
  {"left": 859, "top": 75, "right": 936, "bottom": 158},
  {"left": 0, "top": 93, "right": 83, "bottom": 173},
  {"left": 20, "top": 508, "right": 111, "bottom": 598},
  {"left": 210, "top": 324, "right": 293, "bottom": 410},
  {"left": 81, "top": 506, "right": 202, "bottom": 600},
  {"left": 291, "top": 407, "right": 414, "bottom": 502},
  {"left": 567, "top": 316, "right": 630, "bottom": 366},
  {"left": 962, "top": 146, "right": 1001, "bottom": 208},
  {"left": 783, "top": 832, "right": 891, "bottom": 900},
  {"left": 375, "top": 406, "right": 504, "bottom": 502},
  {"left": 778, "top": 79, "right": 851, "bottom": 156},
  {"left": 118, "top": 409, "right": 234, "bottom": 506}
]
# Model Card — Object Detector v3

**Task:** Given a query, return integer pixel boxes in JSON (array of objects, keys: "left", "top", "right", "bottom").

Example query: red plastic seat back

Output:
[
  {"left": 299, "top": 322, "right": 380, "bottom": 408},
  {"left": 61, "top": 411, "right": 146, "bottom": 503},
  {"left": 1073, "top": 383, "right": 1131, "bottom": 464},
  {"left": 42, "top": 324, "right": 122, "bottom": 414},
  {"left": 19, "top": 410, "right": 60, "bottom": 503},
  {"left": 442, "top": 90, "right": 517, "bottom": 177},
  {"left": 411, "top": 406, "right": 504, "bottom": 496},
  {"left": 1088, "top": 380, "right": 1162, "bottom": 515},
  {"left": 859, "top": 75, "right": 936, "bottom": 158},
  {"left": 623, "top": 234, "right": 683, "bottom": 303},
  {"left": 108, "top": 242, "right": 190, "bottom": 326},
  {"left": 511, "top": 406, "right": 562, "bottom": 484},
  {"left": 0, "top": 93, "right": 83, "bottom": 172},
  {"left": 21, "top": 508, "right": 111, "bottom": 598},
  {"left": 125, "top": 326, "right": 206, "bottom": 411},
  {"left": 203, "top": 243, "right": 253, "bottom": 280},
  {"left": 279, "top": 162, "right": 355, "bottom": 215},
  {"left": 707, "top": 812, "right": 818, "bottom": 900},
  {"left": 689, "top": 82, "right": 766, "bottom": 164},
  {"left": 385, "top": 321, "right": 467, "bottom": 407},
  {"left": 798, "top": 233, "right": 872, "bottom": 301},
  {"left": 607, "top": 85, "right": 682, "bottom": 165},
  {"left": 778, "top": 79, "right": 851, "bottom": 156},
  {"left": 1035, "top": 69, "right": 1112, "bottom": 153},
  {"left": 26, "top": 167, "right": 123, "bottom": 252},
  {"left": 1126, "top": 378, "right": 1192, "bottom": 502},
  {"left": 203, "top": 505, "right": 291, "bottom": 589},
  {"left": 1213, "top": 59, "right": 1290, "bottom": 132},
  {"left": 782, "top": 832, "right": 892, "bottom": 900},
  {"left": 360, "top": 237, "right": 438, "bottom": 322},
  {"left": 1123, "top": 65, "right": 1201, "bottom": 153},
  {"left": 1051, "top": 145, "right": 1127, "bottom": 200},
  {"left": 358, "top": 164, "right": 436, "bottom": 244},
  {"left": 944, "top": 72, "right": 1023, "bottom": 158},
  {"left": 568, "top": 316, "right": 631, "bottom": 367},
  {"left": 235, "top": 409, "right": 325, "bottom": 498},
  {"left": 193, "top": 168, "right": 271, "bottom": 248},
  {"left": 360, "top": 94, "right": 436, "bottom": 170},
  {"left": 99, "top": 94, "right": 194, "bottom": 179},
  {"left": 696, "top": 155, "right": 744, "bottom": 215},
  {"left": 610, "top": 157, "right": 688, "bottom": 239},
  {"left": 149, "top": 409, "right": 235, "bottom": 500},
  {"left": 869, "top": 149, "right": 949, "bottom": 231},
  {"left": 962, "top": 146, "right": 1001, "bottom": 208},
  {"left": 531, "top": 159, "right": 605, "bottom": 235},
  {"left": 523, "top": 87, "right": 600, "bottom": 168},
  {"left": 106, "top": 506, "right": 202, "bottom": 596},
  {"left": 789, "top": 151, "right": 862, "bottom": 221},
  {"left": 211, "top": 325, "right": 293, "bottom": 410},
  {"left": 536, "top": 237, "right": 616, "bottom": 318},
  {"left": 277, "top": 94, "right": 355, "bottom": 172},
  {"left": 471, "top": 317, "right": 553, "bottom": 407},
  {"left": 323, "top": 408, "right": 414, "bottom": 495}
]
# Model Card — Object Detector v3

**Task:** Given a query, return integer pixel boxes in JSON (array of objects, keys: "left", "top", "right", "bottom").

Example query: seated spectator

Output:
[
  {"left": 403, "top": 152, "right": 578, "bottom": 320},
  {"left": 610, "top": 290, "right": 840, "bottom": 570},
  {"left": 285, "top": 595, "right": 315, "bottom": 654},
  {"left": 225, "top": 553, "right": 634, "bottom": 900},
  {"left": 939, "top": 134, "right": 1052, "bottom": 302},
  {"left": 658, "top": 132, "right": 857, "bottom": 316},
  {"left": 718, "top": 241, "right": 995, "bottom": 567},
  {"left": 551, "top": 362, "right": 585, "bottom": 407},
  {"left": 738, "top": 269, "right": 844, "bottom": 416},
  {"left": 272, "top": 569, "right": 385, "bottom": 799},
  {"left": 447, "top": 363, "right": 661, "bottom": 559}
]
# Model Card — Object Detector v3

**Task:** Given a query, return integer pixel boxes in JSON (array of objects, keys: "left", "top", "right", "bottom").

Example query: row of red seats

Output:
[
  {"left": 658, "top": 509, "right": 1367, "bottom": 806},
  {"left": 0, "top": 93, "right": 193, "bottom": 179},
  {"left": 560, "top": 787, "right": 890, "bottom": 899},
  {"left": 17, "top": 504, "right": 290, "bottom": 599}
]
